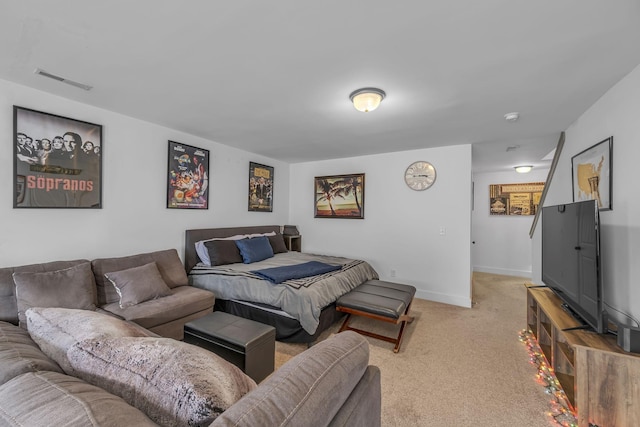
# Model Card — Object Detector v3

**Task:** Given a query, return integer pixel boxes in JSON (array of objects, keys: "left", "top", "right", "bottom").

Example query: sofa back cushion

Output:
[
  {"left": 0, "top": 321, "right": 62, "bottom": 386},
  {"left": 68, "top": 336, "right": 257, "bottom": 426},
  {"left": 211, "top": 330, "right": 370, "bottom": 427},
  {"left": 0, "top": 260, "right": 88, "bottom": 325},
  {"left": 91, "top": 249, "right": 188, "bottom": 305},
  {"left": 25, "top": 307, "right": 149, "bottom": 374},
  {"left": 13, "top": 262, "right": 98, "bottom": 328}
]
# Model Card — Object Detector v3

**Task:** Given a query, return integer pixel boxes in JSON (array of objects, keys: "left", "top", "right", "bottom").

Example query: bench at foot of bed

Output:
[{"left": 336, "top": 280, "right": 416, "bottom": 353}]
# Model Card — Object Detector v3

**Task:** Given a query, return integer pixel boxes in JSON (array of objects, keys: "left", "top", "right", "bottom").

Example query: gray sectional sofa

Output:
[{"left": 0, "top": 249, "right": 382, "bottom": 426}]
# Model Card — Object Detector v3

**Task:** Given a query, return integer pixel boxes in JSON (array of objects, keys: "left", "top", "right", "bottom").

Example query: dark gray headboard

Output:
[{"left": 185, "top": 225, "right": 281, "bottom": 273}]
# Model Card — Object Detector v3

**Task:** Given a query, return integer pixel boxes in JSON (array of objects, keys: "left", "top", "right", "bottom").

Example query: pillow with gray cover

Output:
[
  {"left": 25, "top": 307, "right": 149, "bottom": 374},
  {"left": 67, "top": 336, "right": 257, "bottom": 426},
  {"left": 12, "top": 262, "right": 97, "bottom": 327},
  {"left": 104, "top": 262, "right": 172, "bottom": 308}
]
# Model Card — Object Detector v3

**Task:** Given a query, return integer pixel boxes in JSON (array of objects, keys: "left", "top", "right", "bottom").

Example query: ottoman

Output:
[{"left": 184, "top": 311, "right": 276, "bottom": 383}]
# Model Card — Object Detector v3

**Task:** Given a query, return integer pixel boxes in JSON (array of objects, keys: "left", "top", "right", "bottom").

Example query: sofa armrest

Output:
[{"left": 211, "top": 331, "right": 381, "bottom": 427}]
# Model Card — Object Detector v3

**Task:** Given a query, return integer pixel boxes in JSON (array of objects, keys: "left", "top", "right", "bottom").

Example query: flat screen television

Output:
[{"left": 541, "top": 199, "right": 607, "bottom": 333}]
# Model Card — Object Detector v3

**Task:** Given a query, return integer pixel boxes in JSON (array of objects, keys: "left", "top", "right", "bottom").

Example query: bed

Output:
[{"left": 185, "top": 225, "right": 379, "bottom": 343}]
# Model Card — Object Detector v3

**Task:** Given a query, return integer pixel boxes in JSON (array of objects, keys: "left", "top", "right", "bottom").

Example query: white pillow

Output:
[
  {"left": 195, "top": 234, "right": 247, "bottom": 266},
  {"left": 195, "top": 232, "right": 276, "bottom": 266}
]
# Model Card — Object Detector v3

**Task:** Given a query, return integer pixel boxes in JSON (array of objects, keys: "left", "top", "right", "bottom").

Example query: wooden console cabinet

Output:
[{"left": 526, "top": 286, "right": 640, "bottom": 427}]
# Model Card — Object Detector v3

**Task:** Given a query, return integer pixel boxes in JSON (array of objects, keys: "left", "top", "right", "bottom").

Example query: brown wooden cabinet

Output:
[{"left": 527, "top": 286, "right": 640, "bottom": 426}]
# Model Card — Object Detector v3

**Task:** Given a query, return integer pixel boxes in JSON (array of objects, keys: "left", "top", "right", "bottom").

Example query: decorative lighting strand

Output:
[{"left": 518, "top": 330, "right": 578, "bottom": 427}]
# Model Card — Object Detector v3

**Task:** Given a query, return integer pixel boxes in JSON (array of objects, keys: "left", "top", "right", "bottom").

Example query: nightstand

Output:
[{"left": 284, "top": 235, "right": 301, "bottom": 252}]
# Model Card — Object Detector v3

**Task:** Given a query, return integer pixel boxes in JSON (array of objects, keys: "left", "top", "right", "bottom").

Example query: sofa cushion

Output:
[
  {"left": 92, "top": 249, "right": 188, "bottom": 305},
  {"left": 0, "top": 321, "right": 62, "bottom": 386},
  {"left": 68, "top": 336, "right": 257, "bottom": 426},
  {"left": 105, "top": 262, "right": 172, "bottom": 308},
  {"left": 100, "top": 285, "right": 215, "bottom": 330},
  {"left": 0, "top": 371, "right": 157, "bottom": 427},
  {"left": 211, "top": 331, "right": 369, "bottom": 427},
  {"left": 25, "top": 307, "right": 149, "bottom": 374},
  {"left": 13, "top": 262, "right": 97, "bottom": 327},
  {"left": 0, "top": 259, "right": 88, "bottom": 325}
]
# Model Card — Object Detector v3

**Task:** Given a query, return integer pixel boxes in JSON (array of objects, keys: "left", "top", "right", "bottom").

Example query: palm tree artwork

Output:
[{"left": 314, "top": 173, "right": 364, "bottom": 219}]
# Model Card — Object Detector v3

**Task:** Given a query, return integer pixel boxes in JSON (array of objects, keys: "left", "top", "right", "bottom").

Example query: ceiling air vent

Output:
[{"left": 34, "top": 68, "right": 93, "bottom": 91}]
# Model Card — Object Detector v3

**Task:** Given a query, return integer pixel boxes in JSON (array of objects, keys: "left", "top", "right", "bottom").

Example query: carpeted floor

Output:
[{"left": 274, "top": 272, "right": 554, "bottom": 426}]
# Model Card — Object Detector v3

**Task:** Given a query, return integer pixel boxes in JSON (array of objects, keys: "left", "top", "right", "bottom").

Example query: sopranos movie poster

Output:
[
  {"left": 13, "top": 106, "right": 102, "bottom": 208},
  {"left": 167, "top": 141, "right": 209, "bottom": 209}
]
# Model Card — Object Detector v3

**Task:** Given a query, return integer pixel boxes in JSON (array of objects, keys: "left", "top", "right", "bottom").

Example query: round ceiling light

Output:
[
  {"left": 349, "top": 88, "right": 386, "bottom": 112},
  {"left": 514, "top": 165, "right": 533, "bottom": 173}
]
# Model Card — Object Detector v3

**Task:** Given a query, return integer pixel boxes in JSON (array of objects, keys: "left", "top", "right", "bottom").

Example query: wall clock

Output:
[{"left": 404, "top": 161, "right": 436, "bottom": 191}]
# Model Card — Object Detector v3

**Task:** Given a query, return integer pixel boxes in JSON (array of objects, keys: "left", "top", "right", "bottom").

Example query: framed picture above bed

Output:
[
  {"left": 167, "top": 141, "right": 209, "bottom": 209},
  {"left": 13, "top": 106, "right": 103, "bottom": 208},
  {"left": 314, "top": 173, "right": 365, "bottom": 219},
  {"left": 248, "top": 162, "right": 273, "bottom": 212}
]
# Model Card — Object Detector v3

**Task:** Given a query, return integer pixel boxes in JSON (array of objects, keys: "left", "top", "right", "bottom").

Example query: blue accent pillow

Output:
[{"left": 235, "top": 236, "right": 274, "bottom": 264}]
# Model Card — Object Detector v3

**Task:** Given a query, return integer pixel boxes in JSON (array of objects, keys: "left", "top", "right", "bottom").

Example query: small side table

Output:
[
  {"left": 184, "top": 312, "right": 276, "bottom": 383},
  {"left": 284, "top": 234, "right": 301, "bottom": 252}
]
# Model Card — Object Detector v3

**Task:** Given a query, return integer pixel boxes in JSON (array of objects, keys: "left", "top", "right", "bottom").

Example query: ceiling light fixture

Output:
[
  {"left": 514, "top": 165, "right": 533, "bottom": 173},
  {"left": 504, "top": 112, "right": 519, "bottom": 122},
  {"left": 349, "top": 87, "right": 386, "bottom": 112}
]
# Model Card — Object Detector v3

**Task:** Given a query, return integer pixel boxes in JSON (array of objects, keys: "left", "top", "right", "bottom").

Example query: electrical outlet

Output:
[
  {"left": 390, "top": 269, "right": 396, "bottom": 278},
  {"left": 439, "top": 227, "right": 446, "bottom": 235}
]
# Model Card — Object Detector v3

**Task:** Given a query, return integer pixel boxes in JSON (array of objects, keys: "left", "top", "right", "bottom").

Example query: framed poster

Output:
[
  {"left": 248, "top": 162, "right": 273, "bottom": 212},
  {"left": 167, "top": 141, "right": 209, "bottom": 209},
  {"left": 571, "top": 136, "right": 613, "bottom": 210},
  {"left": 314, "top": 173, "right": 365, "bottom": 219},
  {"left": 489, "top": 182, "right": 544, "bottom": 216},
  {"left": 13, "top": 106, "right": 102, "bottom": 208}
]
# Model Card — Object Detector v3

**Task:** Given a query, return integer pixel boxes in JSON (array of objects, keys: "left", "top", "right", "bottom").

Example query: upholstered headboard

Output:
[{"left": 184, "top": 225, "right": 282, "bottom": 273}]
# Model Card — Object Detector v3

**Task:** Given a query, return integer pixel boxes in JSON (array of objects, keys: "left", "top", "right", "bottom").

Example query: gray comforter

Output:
[{"left": 188, "top": 252, "right": 378, "bottom": 334}]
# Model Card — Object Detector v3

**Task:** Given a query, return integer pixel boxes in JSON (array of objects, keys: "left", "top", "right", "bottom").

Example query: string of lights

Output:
[{"left": 519, "top": 330, "right": 578, "bottom": 427}]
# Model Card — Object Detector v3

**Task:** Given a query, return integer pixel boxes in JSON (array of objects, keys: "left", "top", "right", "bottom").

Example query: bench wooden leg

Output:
[{"left": 337, "top": 303, "right": 415, "bottom": 353}]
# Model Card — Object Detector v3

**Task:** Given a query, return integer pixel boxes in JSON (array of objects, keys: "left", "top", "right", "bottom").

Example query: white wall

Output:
[
  {"left": 289, "top": 145, "right": 473, "bottom": 308},
  {"left": 472, "top": 168, "right": 549, "bottom": 277},
  {"left": 532, "top": 63, "right": 640, "bottom": 326},
  {"left": 0, "top": 79, "right": 289, "bottom": 267}
]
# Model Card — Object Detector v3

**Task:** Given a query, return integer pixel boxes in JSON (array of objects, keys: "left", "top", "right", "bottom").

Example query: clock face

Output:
[{"left": 404, "top": 161, "right": 436, "bottom": 191}]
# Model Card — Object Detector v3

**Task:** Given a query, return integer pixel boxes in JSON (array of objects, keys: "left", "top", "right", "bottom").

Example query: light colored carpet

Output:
[{"left": 274, "top": 272, "right": 554, "bottom": 426}]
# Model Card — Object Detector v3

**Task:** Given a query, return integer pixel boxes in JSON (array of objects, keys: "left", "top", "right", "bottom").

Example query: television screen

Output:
[{"left": 541, "top": 200, "right": 605, "bottom": 333}]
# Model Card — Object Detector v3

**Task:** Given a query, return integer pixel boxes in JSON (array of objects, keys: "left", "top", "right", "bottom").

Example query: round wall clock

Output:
[{"left": 404, "top": 161, "right": 436, "bottom": 191}]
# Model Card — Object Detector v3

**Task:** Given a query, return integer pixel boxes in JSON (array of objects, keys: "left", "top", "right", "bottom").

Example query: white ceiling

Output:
[{"left": 2, "top": 1, "right": 640, "bottom": 172}]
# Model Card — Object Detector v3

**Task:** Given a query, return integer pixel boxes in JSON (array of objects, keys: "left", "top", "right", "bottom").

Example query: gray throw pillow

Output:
[
  {"left": 68, "top": 336, "right": 257, "bottom": 426},
  {"left": 268, "top": 233, "right": 289, "bottom": 254},
  {"left": 12, "top": 262, "right": 97, "bottom": 327},
  {"left": 204, "top": 240, "right": 244, "bottom": 266},
  {"left": 105, "top": 262, "right": 172, "bottom": 308},
  {"left": 25, "top": 307, "right": 149, "bottom": 374}
]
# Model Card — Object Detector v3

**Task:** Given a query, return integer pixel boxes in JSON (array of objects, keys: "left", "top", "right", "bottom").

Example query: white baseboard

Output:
[
  {"left": 473, "top": 266, "right": 531, "bottom": 278},
  {"left": 415, "top": 289, "right": 472, "bottom": 308}
]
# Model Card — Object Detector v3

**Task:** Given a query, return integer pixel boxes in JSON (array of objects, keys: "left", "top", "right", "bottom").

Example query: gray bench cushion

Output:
[{"left": 336, "top": 280, "right": 416, "bottom": 319}]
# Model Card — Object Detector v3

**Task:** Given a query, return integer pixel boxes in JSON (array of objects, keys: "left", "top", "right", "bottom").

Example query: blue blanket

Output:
[{"left": 251, "top": 261, "right": 342, "bottom": 284}]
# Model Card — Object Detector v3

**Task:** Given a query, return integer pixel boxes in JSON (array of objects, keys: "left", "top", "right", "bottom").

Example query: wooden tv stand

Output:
[{"left": 526, "top": 286, "right": 640, "bottom": 427}]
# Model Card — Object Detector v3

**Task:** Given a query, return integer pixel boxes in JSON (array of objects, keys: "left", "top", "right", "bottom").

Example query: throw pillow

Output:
[
  {"left": 268, "top": 233, "right": 288, "bottom": 254},
  {"left": 195, "top": 234, "right": 247, "bottom": 266},
  {"left": 12, "top": 262, "right": 97, "bottom": 327},
  {"left": 235, "top": 236, "right": 274, "bottom": 264},
  {"left": 67, "top": 336, "right": 257, "bottom": 426},
  {"left": 104, "top": 262, "right": 172, "bottom": 308},
  {"left": 25, "top": 307, "right": 149, "bottom": 374},
  {"left": 203, "top": 240, "right": 244, "bottom": 266}
]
